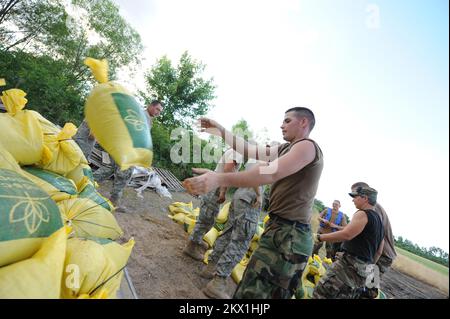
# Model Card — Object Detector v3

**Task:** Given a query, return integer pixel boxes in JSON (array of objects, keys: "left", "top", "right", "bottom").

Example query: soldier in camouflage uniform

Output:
[
  {"left": 73, "top": 100, "right": 163, "bottom": 212},
  {"left": 312, "top": 186, "right": 384, "bottom": 299},
  {"left": 183, "top": 148, "right": 243, "bottom": 260},
  {"left": 201, "top": 161, "right": 263, "bottom": 299},
  {"left": 184, "top": 107, "right": 324, "bottom": 299}
]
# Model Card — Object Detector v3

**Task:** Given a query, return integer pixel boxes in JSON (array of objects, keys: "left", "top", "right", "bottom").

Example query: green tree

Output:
[
  {"left": 0, "top": 0, "right": 143, "bottom": 125},
  {"left": 313, "top": 199, "right": 326, "bottom": 212},
  {"left": 141, "top": 51, "right": 216, "bottom": 129},
  {"left": 0, "top": 50, "right": 84, "bottom": 124},
  {"left": 232, "top": 118, "right": 253, "bottom": 142}
]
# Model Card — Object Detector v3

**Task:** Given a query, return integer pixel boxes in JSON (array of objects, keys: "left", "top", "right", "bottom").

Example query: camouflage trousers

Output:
[
  {"left": 233, "top": 217, "right": 313, "bottom": 299},
  {"left": 376, "top": 254, "right": 393, "bottom": 278},
  {"left": 72, "top": 121, "right": 132, "bottom": 201},
  {"left": 93, "top": 157, "right": 133, "bottom": 202},
  {"left": 209, "top": 199, "right": 259, "bottom": 277},
  {"left": 189, "top": 188, "right": 220, "bottom": 245},
  {"left": 312, "top": 252, "right": 371, "bottom": 299}
]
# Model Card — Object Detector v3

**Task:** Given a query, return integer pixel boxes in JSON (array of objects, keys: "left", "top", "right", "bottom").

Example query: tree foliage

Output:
[
  {"left": 0, "top": 0, "right": 143, "bottom": 125},
  {"left": 395, "top": 236, "right": 449, "bottom": 267},
  {"left": 141, "top": 51, "right": 216, "bottom": 130}
]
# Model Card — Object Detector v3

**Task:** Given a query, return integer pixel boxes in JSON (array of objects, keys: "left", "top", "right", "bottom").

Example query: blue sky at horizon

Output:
[{"left": 109, "top": 0, "right": 449, "bottom": 252}]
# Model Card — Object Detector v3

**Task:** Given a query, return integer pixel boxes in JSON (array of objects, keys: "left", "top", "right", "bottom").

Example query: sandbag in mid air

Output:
[{"left": 83, "top": 58, "right": 153, "bottom": 170}]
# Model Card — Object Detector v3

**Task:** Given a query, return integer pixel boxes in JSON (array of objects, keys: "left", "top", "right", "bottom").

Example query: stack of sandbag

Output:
[
  {"left": 168, "top": 201, "right": 200, "bottom": 234},
  {"left": 0, "top": 163, "right": 67, "bottom": 298},
  {"left": 61, "top": 237, "right": 134, "bottom": 299},
  {"left": 167, "top": 200, "right": 231, "bottom": 248},
  {"left": 0, "top": 78, "right": 134, "bottom": 298}
]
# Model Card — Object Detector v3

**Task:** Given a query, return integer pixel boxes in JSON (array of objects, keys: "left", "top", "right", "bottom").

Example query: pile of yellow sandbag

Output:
[
  {"left": 167, "top": 201, "right": 230, "bottom": 247},
  {"left": 0, "top": 73, "right": 138, "bottom": 298}
]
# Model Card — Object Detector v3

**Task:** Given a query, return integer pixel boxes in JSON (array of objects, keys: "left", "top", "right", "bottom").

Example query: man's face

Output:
[
  {"left": 351, "top": 192, "right": 367, "bottom": 210},
  {"left": 148, "top": 103, "right": 162, "bottom": 117},
  {"left": 280, "top": 112, "right": 302, "bottom": 142},
  {"left": 332, "top": 201, "right": 340, "bottom": 210}
]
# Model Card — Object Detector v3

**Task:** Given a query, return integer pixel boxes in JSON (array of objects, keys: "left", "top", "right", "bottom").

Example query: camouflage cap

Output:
[{"left": 349, "top": 186, "right": 378, "bottom": 202}]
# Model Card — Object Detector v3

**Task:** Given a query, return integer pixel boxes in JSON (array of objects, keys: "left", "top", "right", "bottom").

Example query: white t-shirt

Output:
[{"left": 214, "top": 148, "right": 244, "bottom": 173}]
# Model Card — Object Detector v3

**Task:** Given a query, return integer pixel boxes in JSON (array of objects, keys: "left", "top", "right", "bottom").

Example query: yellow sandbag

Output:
[
  {"left": 248, "top": 240, "right": 259, "bottom": 253},
  {"left": 0, "top": 146, "right": 76, "bottom": 203},
  {"left": 169, "top": 212, "right": 186, "bottom": 225},
  {"left": 84, "top": 57, "right": 153, "bottom": 170},
  {"left": 0, "top": 89, "right": 43, "bottom": 165},
  {"left": 78, "top": 179, "right": 113, "bottom": 211},
  {"left": 38, "top": 122, "right": 87, "bottom": 175},
  {"left": 21, "top": 166, "right": 78, "bottom": 202},
  {"left": 183, "top": 216, "right": 196, "bottom": 234},
  {"left": 66, "top": 163, "right": 95, "bottom": 190},
  {"left": 0, "top": 226, "right": 67, "bottom": 298},
  {"left": 203, "top": 227, "right": 220, "bottom": 248},
  {"left": 168, "top": 201, "right": 193, "bottom": 215},
  {"left": 263, "top": 214, "right": 270, "bottom": 224},
  {"left": 0, "top": 144, "right": 22, "bottom": 172},
  {"left": 216, "top": 201, "right": 230, "bottom": 224},
  {"left": 0, "top": 168, "right": 64, "bottom": 267},
  {"left": 251, "top": 225, "right": 265, "bottom": 242},
  {"left": 30, "top": 110, "right": 88, "bottom": 166},
  {"left": 61, "top": 237, "right": 134, "bottom": 299},
  {"left": 0, "top": 78, "right": 5, "bottom": 86},
  {"left": 58, "top": 198, "right": 123, "bottom": 240},
  {"left": 203, "top": 249, "right": 213, "bottom": 265},
  {"left": 231, "top": 256, "right": 250, "bottom": 284}
]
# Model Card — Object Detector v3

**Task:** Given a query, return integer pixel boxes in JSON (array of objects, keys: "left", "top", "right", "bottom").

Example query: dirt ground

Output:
[{"left": 98, "top": 181, "right": 447, "bottom": 299}]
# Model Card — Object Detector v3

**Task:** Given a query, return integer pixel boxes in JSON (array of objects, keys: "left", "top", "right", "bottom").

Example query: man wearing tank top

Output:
[
  {"left": 312, "top": 186, "right": 384, "bottom": 299},
  {"left": 351, "top": 181, "right": 397, "bottom": 297},
  {"left": 183, "top": 107, "right": 324, "bottom": 299}
]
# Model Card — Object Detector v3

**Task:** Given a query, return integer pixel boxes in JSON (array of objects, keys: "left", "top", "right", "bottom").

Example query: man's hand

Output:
[
  {"left": 183, "top": 168, "right": 219, "bottom": 195},
  {"left": 198, "top": 117, "right": 224, "bottom": 137},
  {"left": 319, "top": 217, "right": 330, "bottom": 226}
]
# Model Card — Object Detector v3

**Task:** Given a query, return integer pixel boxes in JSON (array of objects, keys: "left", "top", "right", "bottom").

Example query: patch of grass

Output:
[
  {"left": 393, "top": 252, "right": 449, "bottom": 295},
  {"left": 395, "top": 247, "right": 449, "bottom": 276}
]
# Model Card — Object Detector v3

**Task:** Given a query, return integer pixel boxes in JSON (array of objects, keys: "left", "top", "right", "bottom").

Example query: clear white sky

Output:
[{"left": 110, "top": 0, "right": 449, "bottom": 252}]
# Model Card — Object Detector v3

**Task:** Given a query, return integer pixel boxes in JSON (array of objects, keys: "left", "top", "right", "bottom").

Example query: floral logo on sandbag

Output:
[
  {"left": 8, "top": 192, "right": 51, "bottom": 234},
  {"left": 124, "top": 109, "right": 146, "bottom": 131}
]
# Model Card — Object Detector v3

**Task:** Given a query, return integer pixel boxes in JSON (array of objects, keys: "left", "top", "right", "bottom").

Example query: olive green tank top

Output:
[{"left": 268, "top": 138, "right": 323, "bottom": 224}]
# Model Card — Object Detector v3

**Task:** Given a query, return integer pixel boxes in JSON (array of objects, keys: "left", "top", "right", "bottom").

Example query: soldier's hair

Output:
[
  {"left": 285, "top": 107, "right": 315, "bottom": 131},
  {"left": 333, "top": 200, "right": 340, "bottom": 204},
  {"left": 351, "top": 182, "right": 369, "bottom": 189},
  {"left": 150, "top": 100, "right": 162, "bottom": 107}
]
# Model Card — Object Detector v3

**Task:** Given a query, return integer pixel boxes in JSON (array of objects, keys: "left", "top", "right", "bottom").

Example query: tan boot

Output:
[
  {"left": 183, "top": 240, "right": 204, "bottom": 261},
  {"left": 200, "top": 262, "right": 217, "bottom": 279},
  {"left": 203, "top": 276, "right": 230, "bottom": 299}
]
